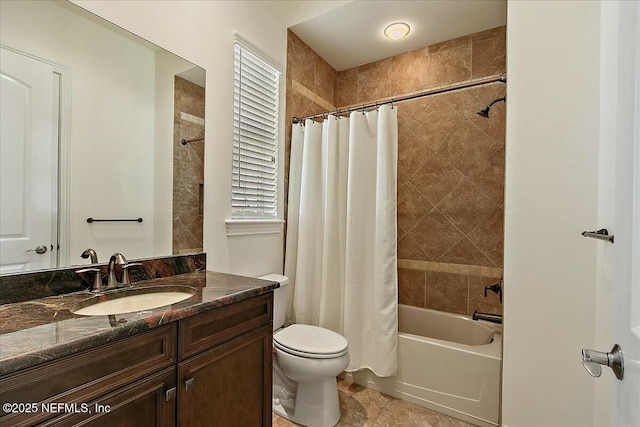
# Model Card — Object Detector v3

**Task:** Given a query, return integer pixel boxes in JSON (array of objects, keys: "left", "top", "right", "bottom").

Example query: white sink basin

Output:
[{"left": 72, "top": 286, "right": 196, "bottom": 316}]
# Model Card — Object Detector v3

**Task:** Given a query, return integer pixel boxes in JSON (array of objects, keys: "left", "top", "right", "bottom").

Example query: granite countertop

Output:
[{"left": 0, "top": 271, "right": 278, "bottom": 376}]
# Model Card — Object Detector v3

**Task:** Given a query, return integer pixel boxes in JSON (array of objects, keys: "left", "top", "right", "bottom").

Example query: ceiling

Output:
[{"left": 289, "top": 0, "right": 507, "bottom": 71}]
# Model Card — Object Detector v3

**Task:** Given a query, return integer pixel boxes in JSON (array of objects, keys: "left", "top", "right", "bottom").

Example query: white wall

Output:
[
  {"left": 71, "top": 0, "right": 292, "bottom": 276},
  {"left": 503, "top": 1, "right": 602, "bottom": 426},
  {"left": 1, "top": 0, "right": 157, "bottom": 265}
]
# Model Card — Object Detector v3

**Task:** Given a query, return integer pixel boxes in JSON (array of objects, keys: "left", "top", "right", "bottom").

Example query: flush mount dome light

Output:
[{"left": 384, "top": 22, "right": 410, "bottom": 40}]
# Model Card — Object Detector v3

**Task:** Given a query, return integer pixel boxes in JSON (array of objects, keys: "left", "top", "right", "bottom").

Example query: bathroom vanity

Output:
[{"left": 0, "top": 269, "right": 277, "bottom": 427}]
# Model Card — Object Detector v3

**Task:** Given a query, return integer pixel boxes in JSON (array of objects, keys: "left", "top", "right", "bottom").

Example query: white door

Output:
[
  {"left": 590, "top": 2, "right": 640, "bottom": 426},
  {"left": 0, "top": 47, "right": 58, "bottom": 273},
  {"left": 611, "top": 1, "right": 640, "bottom": 422}
]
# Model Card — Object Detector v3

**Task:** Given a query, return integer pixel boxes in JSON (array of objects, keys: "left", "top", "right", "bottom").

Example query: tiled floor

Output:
[{"left": 272, "top": 378, "right": 475, "bottom": 427}]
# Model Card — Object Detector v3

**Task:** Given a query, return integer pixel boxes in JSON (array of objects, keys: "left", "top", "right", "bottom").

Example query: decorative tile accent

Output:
[{"left": 291, "top": 79, "right": 335, "bottom": 112}]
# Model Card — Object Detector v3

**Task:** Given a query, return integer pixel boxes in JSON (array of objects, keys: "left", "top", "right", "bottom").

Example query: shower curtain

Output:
[{"left": 284, "top": 105, "right": 398, "bottom": 376}]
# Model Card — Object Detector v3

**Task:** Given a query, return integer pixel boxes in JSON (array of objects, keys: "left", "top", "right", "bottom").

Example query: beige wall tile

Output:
[
  {"left": 428, "top": 45, "right": 472, "bottom": 88},
  {"left": 408, "top": 150, "right": 464, "bottom": 205},
  {"left": 389, "top": 47, "right": 429, "bottom": 95},
  {"left": 290, "top": 32, "right": 317, "bottom": 91},
  {"left": 469, "top": 146, "right": 506, "bottom": 206},
  {"left": 315, "top": 57, "right": 336, "bottom": 105},
  {"left": 357, "top": 58, "right": 391, "bottom": 104},
  {"left": 470, "top": 26, "right": 506, "bottom": 43},
  {"left": 335, "top": 68, "right": 358, "bottom": 108},
  {"left": 398, "top": 268, "right": 426, "bottom": 307},
  {"left": 467, "top": 207, "right": 505, "bottom": 267},
  {"left": 437, "top": 180, "right": 497, "bottom": 234},
  {"left": 472, "top": 36, "right": 506, "bottom": 79},
  {"left": 438, "top": 238, "right": 494, "bottom": 267},
  {"left": 429, "top": 36, "right": 472, "bottom": 54},
  {"left": 436, "top": 120, "right": 498, "bottom": 177},
  {"left": 411, "top": 209, "right": 464, "bottom": 260},
  {"left": 398, "top": 233, "right": 429, "bottom": 261},
  {"left": 398, "top": 181, "right": 433, "bottom": 233},
  {"left": 425, "top": 271, "right": 468, "bottom": 314}
]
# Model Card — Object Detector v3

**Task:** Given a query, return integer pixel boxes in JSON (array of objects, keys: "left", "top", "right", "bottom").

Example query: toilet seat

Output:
[{"left": 274, "top": 324, "right": 348, "bottom": 359}]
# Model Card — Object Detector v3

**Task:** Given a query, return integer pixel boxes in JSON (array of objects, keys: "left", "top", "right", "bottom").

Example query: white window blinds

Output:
[{"left": 232, "top": 42, "right": 280, "bottom": 218}]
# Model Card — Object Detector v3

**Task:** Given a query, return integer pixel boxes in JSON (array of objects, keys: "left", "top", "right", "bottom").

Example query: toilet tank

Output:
[{"left": 258, "top": 274, "right": 288, "bottom": 330}]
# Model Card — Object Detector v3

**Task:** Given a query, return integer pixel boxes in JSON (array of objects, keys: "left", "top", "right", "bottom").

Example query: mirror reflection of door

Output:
[{"left": 0, "top": 47, "right": 59, "bottom": 273}]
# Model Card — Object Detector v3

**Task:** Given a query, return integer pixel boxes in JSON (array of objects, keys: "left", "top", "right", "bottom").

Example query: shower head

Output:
[
  {"left": 477, "top": 107, "right": 490, "bottom": 118},
  {"left": 477, "top": 96, "right": 506, "bottom": 119}
]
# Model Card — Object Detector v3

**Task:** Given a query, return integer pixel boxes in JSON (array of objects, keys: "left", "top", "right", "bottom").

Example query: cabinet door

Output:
[
  {"left": 177, "top": 324, "right": 272, "bottom": 427},
  {"left": 40, "top": 367, "right": 176, "bottom": 427}
]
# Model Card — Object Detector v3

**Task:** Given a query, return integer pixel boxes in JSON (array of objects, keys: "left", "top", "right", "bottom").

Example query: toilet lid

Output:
[{"left": 274, "top": 324, "right": 348, "bottom": 357}]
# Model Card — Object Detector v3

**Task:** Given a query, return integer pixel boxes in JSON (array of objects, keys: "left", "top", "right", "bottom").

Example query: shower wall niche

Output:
[
  {"left": 173, "top": 76, "right": 205, "bottom": 254},
  {"left": 285, "top": 26, "right": 506, "bottom": 317}
]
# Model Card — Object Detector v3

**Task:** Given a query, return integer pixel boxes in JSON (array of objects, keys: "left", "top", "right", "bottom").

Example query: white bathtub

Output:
[{"left": 344, "top": 305, "right": 502, "bottom": 427}]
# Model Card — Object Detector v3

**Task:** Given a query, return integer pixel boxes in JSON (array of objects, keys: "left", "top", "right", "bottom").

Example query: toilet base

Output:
[{"left": 273, "top": 377, "right": 341, "bottom": 427}]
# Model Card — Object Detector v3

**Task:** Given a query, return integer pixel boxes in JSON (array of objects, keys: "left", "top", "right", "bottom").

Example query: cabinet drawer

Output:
[
  {"left": 178, "top": 293, "right": 272, "bottom": 360},
  {"left": 39, "top": 366, "right": 176, "bottom": 427},
  {"left": 0, "top": 324, "right": 176, "bottom": 427}
]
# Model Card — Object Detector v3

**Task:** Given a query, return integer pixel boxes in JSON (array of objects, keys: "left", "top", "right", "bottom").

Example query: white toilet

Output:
[{"left": 259, "top": 274, "right": 349, "bottom": 427}]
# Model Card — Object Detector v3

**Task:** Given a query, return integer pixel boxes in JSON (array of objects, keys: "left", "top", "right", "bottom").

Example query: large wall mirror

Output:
[{"left": 0, "top": 0, "right": 205, "bottom": 273}]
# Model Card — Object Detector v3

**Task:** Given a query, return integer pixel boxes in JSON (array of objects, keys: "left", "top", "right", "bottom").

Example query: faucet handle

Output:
[
  {"left": 484, "top": 277, "right": 503, "bottom": 304},
  {"left": 75, "top": 267, "right": 103, "bottom": 292},
  {"left": 121, "top": 262, "right": 143, "bottom": 285}
]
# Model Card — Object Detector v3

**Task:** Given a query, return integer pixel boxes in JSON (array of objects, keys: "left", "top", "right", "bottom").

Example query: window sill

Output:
[{"left": 225, "top": 219, "right": 284, "bottom": 236}]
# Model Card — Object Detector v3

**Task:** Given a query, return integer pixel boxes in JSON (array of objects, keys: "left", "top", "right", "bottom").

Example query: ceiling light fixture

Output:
[{"left": 384, "top": 22, "right": 410, "bottom": 40}]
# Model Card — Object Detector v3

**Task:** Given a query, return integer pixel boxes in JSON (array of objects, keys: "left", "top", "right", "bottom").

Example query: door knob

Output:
[
  {"left": 26, "top": 245, "right": 47, "bottom": 254},
  {"left": 581, "top": 344, "right": 624, "bottom": 380}
]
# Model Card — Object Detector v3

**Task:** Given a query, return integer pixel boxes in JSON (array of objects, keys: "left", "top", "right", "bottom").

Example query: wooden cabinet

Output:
[
  {"left": 0, "top": 293, "right": 273, "bottom": 427},
  {"left": 177, "top": 293, "right": 273, "bottom": 427},
  {"left": 40, "top": 367, "right": 176, "bottom": 427},
  {"left": 177, "top": 324, "right": 272, "bottom": 427},
  {"left": 0, "top": 324, "right": 176, "bottom": 427}
]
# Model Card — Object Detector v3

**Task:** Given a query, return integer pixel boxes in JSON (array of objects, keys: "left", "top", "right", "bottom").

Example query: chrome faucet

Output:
[
  {"left": 107, "top": 253, "right": 128, "bottom": 288},
  {"left": 80, "top": 248, "right": 98, "bottom": 264},
  {"left": 107, "top": 253, "right": 142, "bottom": 288}
]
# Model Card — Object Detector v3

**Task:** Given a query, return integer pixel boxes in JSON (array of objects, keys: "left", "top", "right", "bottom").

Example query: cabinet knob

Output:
[{"left": 185, "top": 377, "right": 195, "bottom": 391}]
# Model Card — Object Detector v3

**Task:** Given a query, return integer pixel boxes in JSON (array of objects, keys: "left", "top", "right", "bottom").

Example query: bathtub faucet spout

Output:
[{"left": 472, "top": 311, "right": 502, "bottom": 324}]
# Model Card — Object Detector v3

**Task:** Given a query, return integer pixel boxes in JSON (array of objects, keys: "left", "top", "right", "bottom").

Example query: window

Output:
[{"left": 232, "top": 40, "right": 280, "bottom": 219}]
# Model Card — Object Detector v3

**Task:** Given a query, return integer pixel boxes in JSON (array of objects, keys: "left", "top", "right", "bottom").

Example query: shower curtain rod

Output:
[{"left": 292, "top": 73, "right": 506, "bottom": 124}]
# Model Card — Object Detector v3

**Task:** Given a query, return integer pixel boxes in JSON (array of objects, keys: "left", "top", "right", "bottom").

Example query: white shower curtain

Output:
[{"left": 284, "top": 105, "right": 398, "bottom": 376}]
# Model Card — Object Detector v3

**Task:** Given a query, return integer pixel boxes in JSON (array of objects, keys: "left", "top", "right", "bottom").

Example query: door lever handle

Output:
[
  {"left": 581, "top": 344, "right": 624, "bottom": 380},
  {"left": 26, "top": 245, "right": 48, "bottom": 254}
]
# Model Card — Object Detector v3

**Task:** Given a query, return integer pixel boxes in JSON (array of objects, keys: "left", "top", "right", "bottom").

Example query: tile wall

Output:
[
  {"left": 173, "top": 77, "right": 205, "bottom": 254},
  {"left": 285, "top": 27, "right": 506, "bottom": 316}
]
